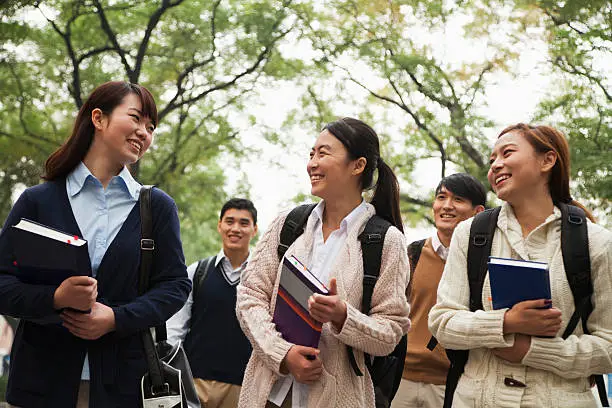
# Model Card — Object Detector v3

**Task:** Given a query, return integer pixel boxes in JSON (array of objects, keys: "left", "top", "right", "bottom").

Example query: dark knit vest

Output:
[{"left": 183, "top": 262, "right": 252, "bottom": 385}]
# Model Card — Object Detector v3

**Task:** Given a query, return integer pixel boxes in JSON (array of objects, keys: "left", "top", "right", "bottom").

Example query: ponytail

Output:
[
  {"left": 371, "top": 159, "right": 403, "bottom": 232},
  {"left": 323, "top": 117, "right": 404, "bottom": 232}
]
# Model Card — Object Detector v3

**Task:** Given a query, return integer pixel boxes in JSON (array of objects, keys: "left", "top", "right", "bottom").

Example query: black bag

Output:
[
  {"left": 138, "top": 185, "right": 201, "bottom": 408},
  {"left": 429, "top": 203, "right": 609, "bottom": 408},
  {"left": 278, "top": 204, "right": 407, "bottom": 408}
]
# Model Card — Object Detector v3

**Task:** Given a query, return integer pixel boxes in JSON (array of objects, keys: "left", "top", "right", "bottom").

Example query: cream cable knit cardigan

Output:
[
  {"left": 236, "top": 203, "right": 411, "bottom": 408},
  {"left": 429, "top": 203, "right": 612, "bottom": 408}
]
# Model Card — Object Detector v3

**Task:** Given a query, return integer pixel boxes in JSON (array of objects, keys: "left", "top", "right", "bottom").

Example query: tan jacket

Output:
[
  {"left": 429, "top": 203, "right": 612, "bottom": 407},
  {"left": 236, "top": 203, "right": 411, "bottom": 407}
]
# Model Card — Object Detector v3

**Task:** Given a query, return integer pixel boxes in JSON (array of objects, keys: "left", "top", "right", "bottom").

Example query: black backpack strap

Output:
[
  {"left": 559, "top": 203, "right": 592, "bottom": 338},
  {"left": 407, "top": 238, "right": 426, "bottom": 275},
  {"left": 557, "top": 204, "right": 608, "bottom": 407},
  {"left": 442, "top": 207, "right": 500, "bottom": 408},
  {"left": 467, "top": 207, "right": 500, "bottom": 312},
  {"left": 192, "top": 256, "right": 216, "bottom": 303},
  {"left": 277, "top": 204, "right": 317, "bottom": 261},
  {"left": 347, "top": 215, "right": 392, "bottom": 377},
  {"left": 406, "top": 238, "right": 426, "bottom": 295}
]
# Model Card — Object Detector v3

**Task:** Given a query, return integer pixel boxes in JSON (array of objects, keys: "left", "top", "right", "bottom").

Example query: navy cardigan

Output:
[{"left": 0, "top": 179, "right": 191, "bottom": 408}]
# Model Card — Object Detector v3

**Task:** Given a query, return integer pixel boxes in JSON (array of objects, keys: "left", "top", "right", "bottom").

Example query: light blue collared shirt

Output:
[{"left": 66, "top": 162, "right": 141, "bottom": 380}]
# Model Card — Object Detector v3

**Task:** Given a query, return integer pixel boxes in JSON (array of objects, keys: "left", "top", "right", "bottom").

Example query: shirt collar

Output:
[
  {"left": 116, "top": 166, "right": 141, "bottom": 200},
  {"left": 66, "top": 162, "right": 94, "bottom": 197},
  {"left": 66, "top": 162, "right": 140, "bottom": 200},
  {"left": 431, "top": 232, "right": 449, "bottom": 261},
  {"left": 215, "top": 248, "right": 250, "bottom": 269},
  {"left": 313, "top": 199, "right": 368, "bottom": 233}
]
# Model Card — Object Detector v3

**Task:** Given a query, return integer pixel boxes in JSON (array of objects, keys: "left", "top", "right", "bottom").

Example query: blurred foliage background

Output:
[{"left": 1, "top": 0, "right": 610, "bottom": 265}]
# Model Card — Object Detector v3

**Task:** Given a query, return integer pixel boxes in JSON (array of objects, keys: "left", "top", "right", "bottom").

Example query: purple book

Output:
[{"left": 273, "top": 255, "right": 329, "bottom": 348}]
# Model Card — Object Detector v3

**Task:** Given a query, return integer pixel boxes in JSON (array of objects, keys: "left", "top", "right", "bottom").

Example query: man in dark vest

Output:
[
  {"left": 167, "top": 198, "right": 258, "bottom": 408},
  {"left": 392, "top": 173, "right": 486, "bottom": 408}
]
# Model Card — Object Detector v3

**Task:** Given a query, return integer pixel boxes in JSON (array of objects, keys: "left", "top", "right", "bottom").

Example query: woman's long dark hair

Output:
[
  {"left": 323, "top": 117, "right": 403, "bottom": 232},
  {"left": 43, "top": 81, "right": 157, "bottom": 181}
]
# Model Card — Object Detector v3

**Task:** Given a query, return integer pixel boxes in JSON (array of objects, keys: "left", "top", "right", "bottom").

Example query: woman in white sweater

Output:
[
  {"left": 236, "top": 117, "right": 411, "bottom": 407},
  {"left": 429, "top": 123, "right": 612, "bottom": 407}
]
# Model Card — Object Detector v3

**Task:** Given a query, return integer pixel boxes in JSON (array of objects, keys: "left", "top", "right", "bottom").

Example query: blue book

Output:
[{"left": 487, "top": 256, "right": 551, "bottom": 310}]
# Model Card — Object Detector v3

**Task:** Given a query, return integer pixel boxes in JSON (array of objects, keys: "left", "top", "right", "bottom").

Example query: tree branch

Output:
[
  {"left": 387, "top": 48, "right": 455, "bottom": 109},
  {"left": 553, "top": 56, "right": 611, "bottom": 102},
  {"left": 78, "top": 46, "right": 116, "bottom": 64},
  {"left": 339, "top": 63, "right": 447, "bottom": 178},
  {"left": 307, "top": 85, "right": 327, "bottom": 129},
  {"left": 399, "top": 194, "right": 432, "bottom": 208},
  {"left": 152, "top": 94, "right": 245, "bottom": 181},
  {"left": 36, "top": 4, "right": 83, "bottom": 107},
  {"left": 0, "top": 130, "right": 51, "bottom": 154},
  {"left": 466, "top": 62, "right": 494, "bottom": 109},
  {"left": 133, "top": 0, "right": 185, "bottom": 82},
  {"left": 6, "top": 63, "right": 57, "bottom": 146},
  {"left": 159, "top": 28, "right": 290, "bottom": 119},
  {"left": 93, "top": 0, "right": 133, "bottom": 79}
]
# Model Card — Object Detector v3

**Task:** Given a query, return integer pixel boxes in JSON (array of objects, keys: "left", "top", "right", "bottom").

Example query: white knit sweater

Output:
[
  {"left": 429, "top": 203, "right": 612, "bottom": 407},
  {"left": 236, "top": 203, "right": 411, "bottom": 407}
]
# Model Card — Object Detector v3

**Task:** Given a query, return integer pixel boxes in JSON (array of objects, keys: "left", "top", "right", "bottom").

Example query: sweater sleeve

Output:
[
  {"left": 428, "top": 219, "right": 515, "bottom": 350},
  {"left": 112, "top": 189, "right": 191, "bottom": 336},
  {"left": 330, "top": 227, "right": 411, "bottom": 356},
  {"left": 522, "top": 223, "right": 612, "bottom": 378},
  {"left": 0, "top": 188, "right": 58, "bottom": 319},
  {"left": 236, "top": 213, "right": 293, "bottom": 375}
]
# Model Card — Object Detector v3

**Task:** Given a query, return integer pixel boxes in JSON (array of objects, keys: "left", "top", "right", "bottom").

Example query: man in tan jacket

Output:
[{"left": 392, "top": 173, "right": 485, "bottom": 408}]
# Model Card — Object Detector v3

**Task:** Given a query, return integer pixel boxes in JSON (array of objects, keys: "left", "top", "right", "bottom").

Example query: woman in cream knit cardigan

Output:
[
  {"left": 429, "top": 124, "right": 612, "bottom": 407},
  {"left": 236, "top": 118, "right": 411, "bottom": 408}
]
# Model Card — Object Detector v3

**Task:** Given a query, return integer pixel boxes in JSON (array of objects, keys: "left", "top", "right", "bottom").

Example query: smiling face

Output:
[
  {"left": 433, "top": 186, "right": 483, "bottom": 236},
  {"left": 487, "top": 131, "right": 556, "bottom": 204},
  {"left": 93, "top": 93, "right": 155, "bottom": 168},
  {"left": 306, "top": 129, "right": 364, "bottom": 201},
  {"left": 217, "top": 208, "right": 257, "bottom": 254}
]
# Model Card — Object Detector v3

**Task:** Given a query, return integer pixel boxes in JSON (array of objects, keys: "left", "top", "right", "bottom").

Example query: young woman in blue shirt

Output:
[{"left": 0, "top": 81, "right": 191, "bottom": 408}]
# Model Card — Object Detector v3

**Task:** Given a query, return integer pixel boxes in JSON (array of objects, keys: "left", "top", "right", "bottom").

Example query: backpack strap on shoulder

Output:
[
  {"left": 192, "top": 256, "right": 217, "bottom": 303},
  {"left": 407, "top": 238, "right": 426, "bottom": 295},
  {"left": 467, "top": 207, "right": 500, "bottom": 312},
  {"left": 559, "top": 203, "right": 592, "bottom": 338},
  {"left": 347, "top": 215, "right": 392, "bottom": 377},
  {"left": 407, "top": 239, "right": 426, "bottom": 276},
  {"left": 557, "top": 204, "right": 608, "bottom": 407},
  {"left": 358, "top": 215, "right": 392, "bottom": 314},
  {"left": 277, "top": 204, "right": 317, "bottom": 261},
  {"left": 441, "top": 207, "right": 500, "bottom": 408}
]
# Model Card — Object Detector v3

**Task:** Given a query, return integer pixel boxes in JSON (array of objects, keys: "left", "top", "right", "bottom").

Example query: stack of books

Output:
[{"left": 273, "top": 255, "right": 328, "bottom": 348}]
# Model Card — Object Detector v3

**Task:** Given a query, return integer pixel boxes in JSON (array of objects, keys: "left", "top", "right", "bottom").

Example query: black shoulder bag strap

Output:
[
  {"left": 192, "top": 256, "right": 217, "bottom": 305},
  {"left": 138, "top": 185, "right": 167, "bottom": 394},
  {"left": 440, "top": 207, "right": 500, "bottom": 408},
  {"left": 347, "top": 215, "right": 392, "bottom": 377},
  {"left": 558, "top": 203, "right": 608, "bottom": 407},
  {"left": 277, "top": 203, "right": 317, "bottom": 260}
]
